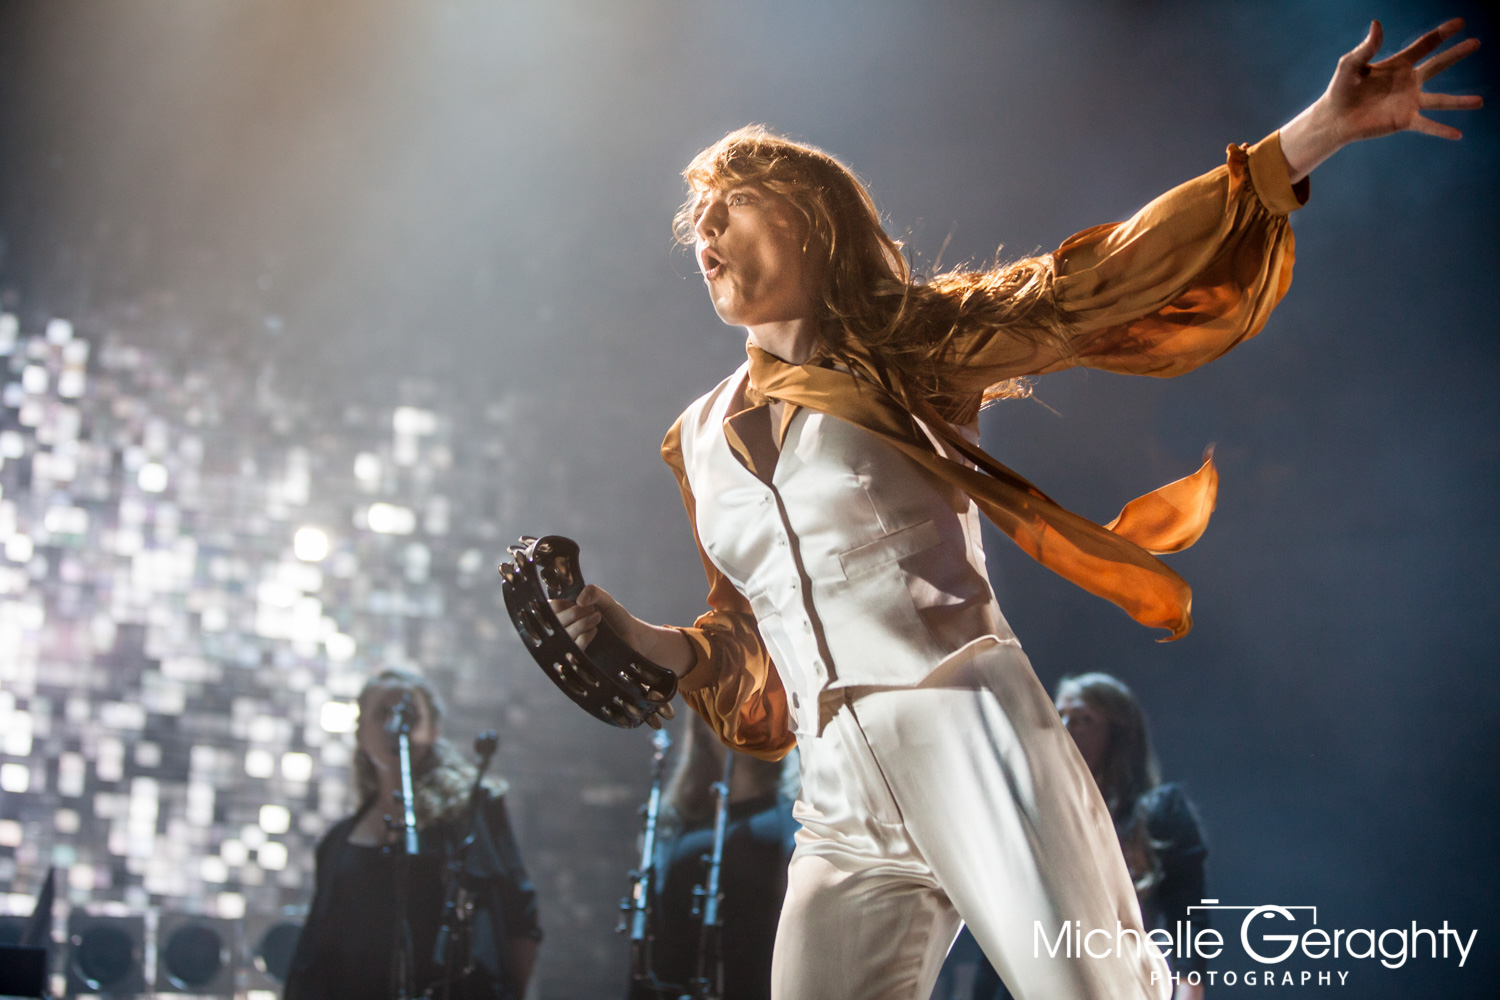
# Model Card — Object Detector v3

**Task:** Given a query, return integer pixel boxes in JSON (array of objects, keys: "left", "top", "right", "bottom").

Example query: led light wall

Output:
[{"left": 0, "top": 308, "right": 545, "bottom": 980}]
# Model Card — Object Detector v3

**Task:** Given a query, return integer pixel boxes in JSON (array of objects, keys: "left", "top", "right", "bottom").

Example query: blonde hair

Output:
[
  {"left": 353, "top": 667, "right": 505, "bottom": 829},
  {"left": 675, "top": 125, "right": 1070, "bottom": 419}
]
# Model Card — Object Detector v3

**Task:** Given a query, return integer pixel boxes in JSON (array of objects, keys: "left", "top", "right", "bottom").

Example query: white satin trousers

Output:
[{"left": 771, "top": 638, "right": 1171, "bottom": 1000}]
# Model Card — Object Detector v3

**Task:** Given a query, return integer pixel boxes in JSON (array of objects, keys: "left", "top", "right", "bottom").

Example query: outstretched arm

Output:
[
  {"left": 934, "top": 17, "right": 1482, "bottom": 400},
  {"left": 1280, "top": 18, "right": 1481, "bottom": 183}
]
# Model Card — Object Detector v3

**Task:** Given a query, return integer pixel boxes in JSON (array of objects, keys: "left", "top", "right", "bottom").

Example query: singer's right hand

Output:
[
  {"left": 549, "top": 592, "right": 605, "bottom": 650},
  {"left": 548, "top": 584, "right": 697, "bottom": 677}
]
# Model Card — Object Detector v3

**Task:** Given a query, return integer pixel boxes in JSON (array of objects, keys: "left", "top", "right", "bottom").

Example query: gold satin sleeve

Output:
[
  {"left": 660, "top": 416, "right": 796, "bottom": 762},
  {"left": 949, "top": 131, "right": 1308, "bottom": 389}
]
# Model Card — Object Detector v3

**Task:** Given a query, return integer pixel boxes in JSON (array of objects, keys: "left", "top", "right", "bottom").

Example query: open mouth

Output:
[{"left": 699, "top": 246, "right": 725, "bottom": 280}]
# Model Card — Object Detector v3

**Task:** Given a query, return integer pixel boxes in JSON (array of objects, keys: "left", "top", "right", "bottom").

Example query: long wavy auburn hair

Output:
[
  {"left": 353, "top": 667, "right": 505, "bottom": 829},
  {"left": 674, "top": 125, "right": 1071, "bottom": 417}
]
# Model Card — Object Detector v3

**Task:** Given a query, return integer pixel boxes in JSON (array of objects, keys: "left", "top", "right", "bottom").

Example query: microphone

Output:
[{"left": 386, "top": 691, "right": 413, "bottom": 739}]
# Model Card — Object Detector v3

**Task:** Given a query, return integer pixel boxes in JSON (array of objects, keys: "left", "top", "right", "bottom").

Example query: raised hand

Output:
[
  {"left": 1329, "top": 18, "right": 1481, "bottom": 141},
  {"left": 1281, "top": 18, "right": 1482, "bottom": 182}
]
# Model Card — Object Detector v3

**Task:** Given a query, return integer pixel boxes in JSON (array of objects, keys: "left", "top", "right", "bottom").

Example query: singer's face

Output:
[{"left": 357, "top": 684, "right": 438, "bottom": 774}]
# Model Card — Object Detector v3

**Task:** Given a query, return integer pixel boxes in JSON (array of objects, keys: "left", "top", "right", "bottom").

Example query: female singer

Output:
[{"left": 553, "top": 19, "right": 1479, "bottom": 999}]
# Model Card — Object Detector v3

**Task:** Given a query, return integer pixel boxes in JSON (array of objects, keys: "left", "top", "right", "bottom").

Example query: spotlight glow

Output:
[
  {"left": 319, "top": 700, "right": 358, "bottom": 733},
  {"left": 366, "top": 503, "right": 416, "bottom": 535},
  {"left": 258, "top": 804, "right": 291, "bottom": 835},
  {"left": 280, "top": 752, "right": 314, "bottom": 782},
  {"left": 293, "top": 527, "right": 331, "bottom": 562},
  {"left": 0, "top": 763, "right": 30, "bottom": 793},
  {"left": 324, "top": 633, "right": 357, "bottom": 662},
  {"left": 138, "top": 463, "right": 169, "bottom": 493}
]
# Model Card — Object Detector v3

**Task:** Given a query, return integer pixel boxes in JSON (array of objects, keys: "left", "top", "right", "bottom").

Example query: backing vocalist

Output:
[{"left": 284, "top": 668, "right": 541, "bottom": 1000}]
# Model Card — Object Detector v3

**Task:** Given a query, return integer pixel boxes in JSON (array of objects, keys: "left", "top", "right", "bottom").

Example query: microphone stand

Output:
[
  {"left": 687, "top": 752, "right": 734, "bottom": 1000},
  {"left": 622, "top": 729, "right": 672, "bottom": 999},
  {"left": 387, "top": 694, "right": 420, "bottom": 1000},
  {"left": 431, "top": 731, "right": 500, "bottom": 1000}
]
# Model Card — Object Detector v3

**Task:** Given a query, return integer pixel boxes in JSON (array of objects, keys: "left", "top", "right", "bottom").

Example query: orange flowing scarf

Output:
[{"left": 745, "top": 345, "right": 1217, "bottom": 640}]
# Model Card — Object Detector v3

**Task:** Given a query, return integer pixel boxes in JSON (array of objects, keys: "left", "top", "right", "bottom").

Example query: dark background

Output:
[{"left": 1, "top": 1, "right": 1495, "bottom": 996}]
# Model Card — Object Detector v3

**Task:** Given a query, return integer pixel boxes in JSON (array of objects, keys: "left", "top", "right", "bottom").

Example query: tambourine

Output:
[{"left": 499, "top": 535, "right": 678, "bottom": 729}]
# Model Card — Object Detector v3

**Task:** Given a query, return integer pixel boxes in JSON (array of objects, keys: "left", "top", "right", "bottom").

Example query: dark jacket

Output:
[{"left": 283, "top": 790, "right": 540, "bottom": 1000}]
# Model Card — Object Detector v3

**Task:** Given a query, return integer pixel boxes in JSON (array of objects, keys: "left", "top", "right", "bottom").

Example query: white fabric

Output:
[
  {"left": 674, "top": 367, "right": 1171, "bottom": 999},
  {"left": 773, "top": 641, "right": 1170, "bottom": 1000},
  {"left": 677, "top": 363, "right": 1006, "bottom": 736}
]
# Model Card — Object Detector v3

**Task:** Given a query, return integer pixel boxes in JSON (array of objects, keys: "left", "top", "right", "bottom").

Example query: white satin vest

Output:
[{"left": 676, "top": 362, "right": 1023, "bottom": 735}]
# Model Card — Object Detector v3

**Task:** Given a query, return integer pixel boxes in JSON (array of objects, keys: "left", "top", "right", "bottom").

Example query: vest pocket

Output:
[
  {"left": 836, "top": 519, "right": 941, "bottom": 579},
  {"left": 836, "top": 517, "right": 995, "bottom": 671}
]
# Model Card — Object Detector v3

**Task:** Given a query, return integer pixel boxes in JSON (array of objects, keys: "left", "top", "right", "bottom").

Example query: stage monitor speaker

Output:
[
  {"left": 154, "top": 914, "right": 236, "bottom": 995},
  {"left": 1, "top": 866, "right": 55, "bottom": 996},
  {"left": 241, "top": 913, "right": 302, "bottom": 993},
  {"left": 0, "top": 945, "right": 48, "bottom": 997},
  {"left": 65, "top": 912, "right": 146, "bottom": 996}
]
